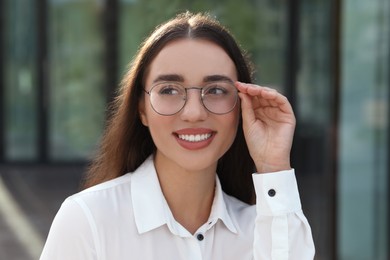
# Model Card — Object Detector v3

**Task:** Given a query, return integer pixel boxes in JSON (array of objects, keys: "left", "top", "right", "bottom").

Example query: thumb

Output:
[{"left": 238, "top": 92, "right": 256, "bottom": 126}]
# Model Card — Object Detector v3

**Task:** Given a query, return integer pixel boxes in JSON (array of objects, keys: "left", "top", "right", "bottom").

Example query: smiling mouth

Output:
[{"left": 177, "top": 133, "right": 213, "bottom": 142}]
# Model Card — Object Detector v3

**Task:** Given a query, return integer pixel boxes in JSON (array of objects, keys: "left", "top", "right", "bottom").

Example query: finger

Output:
[
  {"left": 236, "top": 82, "right": 293, "bottom": 113},
  {"left": 238, "top": 92, "right": 256, "bottom": 125},
  {"left": 250, "top": 95, "right": 274, "bottom": 111},
  {"left": 275, "top": 97, "right": 293, "bottom": 115},
  {"left": 236, "top": 82, "right": 282, "bottom": 105},
  {"left": 236, "top": 81, "right": 280, "bottom": 95},
  {"left": 249, "top": 90, "right": 281, "bottom": 109},
  {"left": 235, "top": 81, "right": 263, "bottom": 96},
  {"left": 254, "top": 88, "right": 293, "bottom": 113}
]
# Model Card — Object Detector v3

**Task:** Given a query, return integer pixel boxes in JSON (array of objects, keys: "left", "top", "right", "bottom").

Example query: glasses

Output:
[{"left": 144, "top": 81, "right": 238, "bottom": 116}]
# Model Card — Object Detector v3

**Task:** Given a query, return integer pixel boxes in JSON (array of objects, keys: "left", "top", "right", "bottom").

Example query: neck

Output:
[{"left": 154, "top": 153, "right": 216, "bottom": 234}]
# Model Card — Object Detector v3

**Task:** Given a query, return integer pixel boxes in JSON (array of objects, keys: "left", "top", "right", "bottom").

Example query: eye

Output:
[
  {"left": 203, "top": 83, "right": 230, "bottom": 96},
  {"left": 155, "top": 83, "right": 184, "bottom": 95},
  {"left": 160, "top": 87, "right": 179, "bottom": 95},
  {"left": 206, "top": 87, "right": 226, "bottom": 95}
]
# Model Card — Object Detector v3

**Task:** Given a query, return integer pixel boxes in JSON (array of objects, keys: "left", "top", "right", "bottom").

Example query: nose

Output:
[{"left": 179, "top": 88, "right": 208, "bottom": 122}]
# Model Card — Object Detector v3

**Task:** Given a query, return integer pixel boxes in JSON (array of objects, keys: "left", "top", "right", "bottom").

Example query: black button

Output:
[
  {"left": 268, "top": 189, "right": 276, "bottom": 197},
  {"left": 196, "top": 234, "right": 204, "bottom": 241}
]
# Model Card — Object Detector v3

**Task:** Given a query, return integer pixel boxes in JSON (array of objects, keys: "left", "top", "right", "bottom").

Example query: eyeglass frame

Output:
[{"left": 143, "top": 81, "right": 239, "bottom": 116}]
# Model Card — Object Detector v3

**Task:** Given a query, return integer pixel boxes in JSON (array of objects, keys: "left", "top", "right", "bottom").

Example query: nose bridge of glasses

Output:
[
  {"left": 183, "top": 87, "right": 205, "bottom": 108},
  {"left": 185, "top": 86, "right": 203, "bottom": 93},
  {"left": 184, "top": 86, "right": 204, "bottom": 100},
  {"left": 180, "top": 89, "right": 209, "bottom": 119}
]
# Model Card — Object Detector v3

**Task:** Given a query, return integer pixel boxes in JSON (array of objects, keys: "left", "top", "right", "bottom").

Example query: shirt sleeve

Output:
[
  {"left": 39, "top": 198, "right": 98, "bottom": 260},
  {"left": 252, "top": 169, "right": 315, "bottom": 260}
]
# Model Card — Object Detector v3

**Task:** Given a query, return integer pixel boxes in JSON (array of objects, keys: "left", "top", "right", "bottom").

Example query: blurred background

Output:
[{"left": 0, "top": 0, "right": 388, "bottom": 259}]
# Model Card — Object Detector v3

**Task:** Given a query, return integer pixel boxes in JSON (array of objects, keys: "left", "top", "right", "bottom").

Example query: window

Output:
[
  {"left": 294, "top": 1, "right": 337, "bottom": 258},
  {"left": 47, "top": 0, "right": 106, "bottom": 161},
  {"left": 338, "top": 0, "right": 389, "bottom": 258},
  {"left": 3, "top": 0, "right": 38, "bottom": 161}
]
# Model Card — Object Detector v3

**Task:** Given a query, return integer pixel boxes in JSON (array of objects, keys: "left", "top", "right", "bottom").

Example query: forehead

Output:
[{"left": 145, "top": 38, "right": 237, "bottom": 85}]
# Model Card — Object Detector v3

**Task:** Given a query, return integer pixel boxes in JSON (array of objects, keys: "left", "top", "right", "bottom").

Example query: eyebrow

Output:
[
  {"left": 152, "top": 74, "right": 184, "bottom": 83},
  {"left": 152, "top": 74, "right": 234, "bottom": 84},
  {"left": 203, "top": 75, "right": 234, "bottom": 84}
]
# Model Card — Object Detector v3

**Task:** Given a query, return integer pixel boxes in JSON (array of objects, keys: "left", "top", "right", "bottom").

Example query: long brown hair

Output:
[{"left": 82, "top": 12, "right": 256, "bottom": 204}]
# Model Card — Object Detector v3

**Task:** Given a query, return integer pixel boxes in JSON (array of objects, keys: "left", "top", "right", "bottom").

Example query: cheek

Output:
[{"left": 144, "top": 112, "right": 172, "bottom": 139}]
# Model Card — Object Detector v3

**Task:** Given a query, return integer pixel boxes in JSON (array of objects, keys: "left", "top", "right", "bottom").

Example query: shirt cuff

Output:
[{"left": 252, "top": 169, "right": 302, "bottom": 216}]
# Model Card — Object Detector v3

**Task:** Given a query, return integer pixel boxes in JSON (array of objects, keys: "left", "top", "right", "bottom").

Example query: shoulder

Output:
[
  {"left": 80, "top": 172, "right": 133, "bottom": 194},
  {"left": 41, "top": 174, "right": 135, "bottom": 259},
  {"left": 60, "top": 156, "right": 155, "bottom": 219},
  {"left": 65, "top": 173, "right": 134, "bottom": 216},
  {"left": 47, "top": 172, "right": 137, "bottom": 247}
]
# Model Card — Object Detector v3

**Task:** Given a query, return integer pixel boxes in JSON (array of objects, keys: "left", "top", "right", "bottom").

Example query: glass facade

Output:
[
  {"left": 0, "top": 0, "right": 389, "bottom": 258},
  {"left": 47, "top": 0, "right": 106, "bottom": 161},
  {"left": 338, "top": 0, "right": 389, "bottom": 258},
  {"left": 3, "top": 0, "right": 38, "bottom": 161},
  {"left": 295, "top": 1, "right": 336, "bottom": 258}
]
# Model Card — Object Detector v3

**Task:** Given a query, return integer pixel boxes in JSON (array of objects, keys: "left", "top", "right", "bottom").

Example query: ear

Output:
[{"left": 138, "top": 98, "right": 149, "bottom": 127}]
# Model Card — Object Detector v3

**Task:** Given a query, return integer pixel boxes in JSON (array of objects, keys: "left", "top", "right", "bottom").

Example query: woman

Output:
[{"left": 40, "top": 12, "right": 315, "bottom": 259}]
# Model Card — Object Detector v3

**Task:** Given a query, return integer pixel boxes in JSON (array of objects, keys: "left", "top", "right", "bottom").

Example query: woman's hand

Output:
[{"left": 236, "top": 82, "right": 296, "bottom": 173}]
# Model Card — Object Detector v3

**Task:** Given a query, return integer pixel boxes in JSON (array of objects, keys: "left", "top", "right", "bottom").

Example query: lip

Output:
[{"left": 173, "top": 128, "right": 216, "bottom": 150}]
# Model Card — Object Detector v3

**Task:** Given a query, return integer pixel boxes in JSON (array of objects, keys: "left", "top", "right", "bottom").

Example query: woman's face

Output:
[{"left": 140, "top": 38, "right": 240, "bottom": 173}]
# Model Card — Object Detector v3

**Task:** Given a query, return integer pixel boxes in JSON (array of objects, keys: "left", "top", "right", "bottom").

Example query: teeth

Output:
[{"left": 178, "top": 133, "right": 212, "bottom": 142}]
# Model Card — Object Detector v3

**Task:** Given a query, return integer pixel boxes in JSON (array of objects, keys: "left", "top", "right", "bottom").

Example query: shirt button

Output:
[
  {"left": 196, "top": 233, "right": 204, "bottom": 241},
  {"left": 268, "top": 189, "right": 276, "bottom": 197}
]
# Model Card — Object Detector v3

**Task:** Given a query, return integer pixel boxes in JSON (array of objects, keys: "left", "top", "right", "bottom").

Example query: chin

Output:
[{"left": 175, "top": 152, "right": 221, "bottom": 173}]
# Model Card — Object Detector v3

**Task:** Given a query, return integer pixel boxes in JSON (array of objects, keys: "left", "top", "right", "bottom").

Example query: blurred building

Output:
[{"left": 0, "top": 0, "right": 389, "bottom": 259}]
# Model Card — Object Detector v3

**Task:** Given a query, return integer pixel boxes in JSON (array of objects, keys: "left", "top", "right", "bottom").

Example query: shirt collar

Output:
[
  {"left": 208, "top": 176, "right": 238, "bottom": 234},
  {"left": 131, "top": 155, "right": 238, "bottom": 235}
]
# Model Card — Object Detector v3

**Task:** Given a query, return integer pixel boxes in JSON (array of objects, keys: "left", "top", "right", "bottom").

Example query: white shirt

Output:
[{"left": 40, "top": 156, "right": 315, "bottom": 260}]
